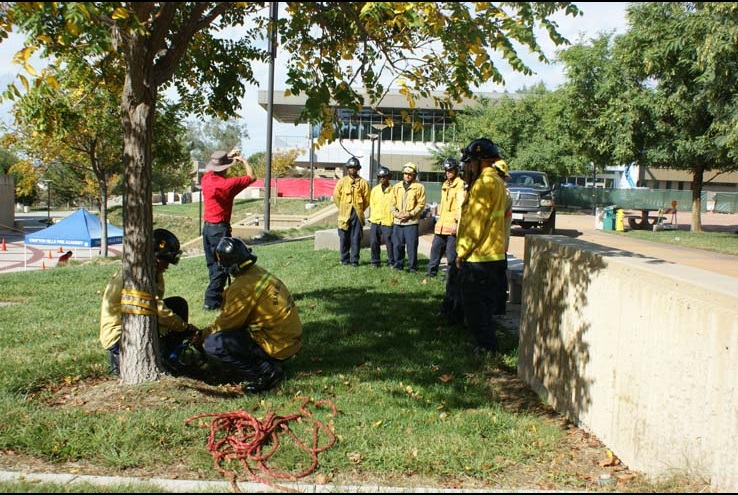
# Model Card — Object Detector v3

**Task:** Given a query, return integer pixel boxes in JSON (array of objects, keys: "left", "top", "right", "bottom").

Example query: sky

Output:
[{"left": 0, "top": 2, "right": 629, "bottom": 158}]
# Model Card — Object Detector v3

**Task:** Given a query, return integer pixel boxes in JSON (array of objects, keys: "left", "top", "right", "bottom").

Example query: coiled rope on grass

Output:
[{"left": 185, "top": 397, "right": 338, "bottom": 492}]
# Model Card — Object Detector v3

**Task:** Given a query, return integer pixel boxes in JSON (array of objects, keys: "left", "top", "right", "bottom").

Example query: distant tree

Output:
[
  {"left": 0, "top": 148, "right": 18, "bottom": 174},
  {"left": 558, "top": 32, "right": 656, "bottom": 192},
  {"left": 246, "top": 151, "right": 266, "bottom": 178},
  {"left": 151, "top": 102, "right": 191, "bottom": 206},
  {"left": 617, "top": 2, "right": 738, "bottom": 231},
  {"left": 454, "top": 86, "right": 577, "bottom": 181},
  {"left": 185, "top": 117, "right": 249, "bottom": 164}
]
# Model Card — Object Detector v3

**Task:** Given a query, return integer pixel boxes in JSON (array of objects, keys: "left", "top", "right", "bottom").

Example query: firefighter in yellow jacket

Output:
[
  {"left": 99, "top": 228, "right": 196, "bottom": 375},
  {"left": 455, "top": 138, "right": 508, "bottom": 354},
  {"left": 332, "top": 156, "right": 370, "bottom": 266},
  {"left": 389, "top": 162, "right": 426, "bottom": 273},
  {"left": 426, "top": 157, "right": 465, "bottom": 277},
  {"left": 368, "top": 166, "right": 396, "bottom": 268},
  {"left": 195, "top": 237, "right": 302, "bottom": 394}
]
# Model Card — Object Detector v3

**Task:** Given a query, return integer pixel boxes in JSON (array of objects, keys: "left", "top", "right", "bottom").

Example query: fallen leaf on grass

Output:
[
  {"left": 438, "top": 374, "right": 454, "bottom": 383},
  {"left": 599, "top": 449, "right": 621, "bottom": 467}
]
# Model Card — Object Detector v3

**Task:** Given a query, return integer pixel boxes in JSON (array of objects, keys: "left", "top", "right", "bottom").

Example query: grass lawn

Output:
[{"left": 0, "top": 235, "right": 706, "bottom": 493}]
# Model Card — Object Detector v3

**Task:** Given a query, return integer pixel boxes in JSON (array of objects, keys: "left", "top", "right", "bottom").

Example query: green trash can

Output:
[{"left": 602, "top": 206, "right": 616, "bottom": 231}]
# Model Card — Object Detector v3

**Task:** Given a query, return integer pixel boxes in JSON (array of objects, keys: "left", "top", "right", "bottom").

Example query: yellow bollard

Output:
[{"left": 615, "top": 209, "right": 625, "bottom": 232}]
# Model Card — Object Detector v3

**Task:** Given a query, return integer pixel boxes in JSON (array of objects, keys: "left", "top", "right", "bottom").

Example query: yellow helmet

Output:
[
  {"left": 494, "top": 159, "right": 511, "bottom": 179},
  {"left": 402, "top": 162, "right": 418, "bottom": 175}
]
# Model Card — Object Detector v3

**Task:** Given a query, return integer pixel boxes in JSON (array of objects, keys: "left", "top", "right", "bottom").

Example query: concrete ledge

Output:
[{"left": 517, "top": 235, "right": 738, "bottom": 492}]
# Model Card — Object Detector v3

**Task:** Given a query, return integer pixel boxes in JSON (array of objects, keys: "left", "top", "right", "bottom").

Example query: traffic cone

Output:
[
  {"left": 41, "top": 261, "right": 46, "bottom": 270},
  {"left": 1, "top": 237, "right": 6, "bottom": 251},
  {"left": 48, "top": 250, "right": 53, "bottom": 259},
  {"left": 58, "top": 246, "right": 63, "bottom": 253}
]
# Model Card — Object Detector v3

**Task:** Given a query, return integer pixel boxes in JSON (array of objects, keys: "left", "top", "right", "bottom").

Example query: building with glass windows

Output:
[{"left": 258, "top": 90, "right": 508, "bottom": 185}]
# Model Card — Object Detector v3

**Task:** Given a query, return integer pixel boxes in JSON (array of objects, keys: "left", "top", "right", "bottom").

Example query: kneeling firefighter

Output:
[{"left": 192, "top": 237, "right": 303, "bottom": 393}]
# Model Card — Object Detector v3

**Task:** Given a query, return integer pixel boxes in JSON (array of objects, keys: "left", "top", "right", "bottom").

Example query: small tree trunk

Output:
[
  {"left": 119, "top": 32, "right": 165, "bottom": 385},
  {"left": 690, "top": 168, "right": 703, "bottom": 233}
]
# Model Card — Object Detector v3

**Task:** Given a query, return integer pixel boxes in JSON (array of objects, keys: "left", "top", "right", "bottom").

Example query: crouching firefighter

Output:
[
  {"left": 191, "top": 237, "right": 303, "bottom": 394},
  {"left": 100, "top": 229, "right": 199, "bottom": 376}
]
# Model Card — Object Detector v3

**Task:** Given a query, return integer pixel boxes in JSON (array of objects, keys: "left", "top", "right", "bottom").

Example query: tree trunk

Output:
[
  {"left": 119, "top": 33, "right": 165, "bottom": 385},
  {"left": 690, "top": 167, "right": 703, "bottom": 233}
]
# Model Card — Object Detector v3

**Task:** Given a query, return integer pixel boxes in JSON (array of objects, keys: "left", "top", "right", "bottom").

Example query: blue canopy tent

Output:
[{"left": 23, "top": 208, "right": 123, "bottom": 269}]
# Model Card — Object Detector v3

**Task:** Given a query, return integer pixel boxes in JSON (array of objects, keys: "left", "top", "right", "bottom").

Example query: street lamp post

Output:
[
  {"left": 372, "top": 123, "right": 389, "bottom": 186},
  {"left": 42, "top": 180, "right": 52, "bottom": 226},
  {"left": 367, "top": 132, "right": 378, "bottom": 187},
  {"left": 591, "top": 162, "right": 597, "bottom": 214}
]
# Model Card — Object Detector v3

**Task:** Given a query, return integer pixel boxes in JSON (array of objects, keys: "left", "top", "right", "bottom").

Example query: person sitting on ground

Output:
[
  {"left": 57, "top": 250, "right": 73, "bottom": 265},
  {"left": 99, "top": 228, "right": 197, "bottom": 376},
  {"left": 192, "top": 237, "right": 302, "bottom": 394}
]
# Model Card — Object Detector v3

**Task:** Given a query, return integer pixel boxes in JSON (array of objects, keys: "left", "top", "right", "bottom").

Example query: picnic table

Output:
[{"left": 624, "top": 208, "right": 669, "bottom": 230}]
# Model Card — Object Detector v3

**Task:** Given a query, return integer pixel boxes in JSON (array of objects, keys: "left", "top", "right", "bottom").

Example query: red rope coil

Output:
[{"left": 185, "top": 397, "right": 338, "bottom": 492}]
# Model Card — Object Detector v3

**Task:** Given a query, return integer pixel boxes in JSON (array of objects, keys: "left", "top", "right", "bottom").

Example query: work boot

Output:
[
  {"left": 108, "top": 349, "right": 120, "bottom": 376},
  {"left": 242, "top": 362, "right": 284, "bottom": 394}
]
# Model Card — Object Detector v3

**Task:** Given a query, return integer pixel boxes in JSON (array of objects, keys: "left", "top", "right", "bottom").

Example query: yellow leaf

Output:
[
  {"left": 47, "top": 75, "right": 60, "bottom": 91},
  {"left": 112, "top": 8, "right": 129, "bottom": 20},
  {"left": 373, "top": 420, "right": 383, "bottom": 427}
]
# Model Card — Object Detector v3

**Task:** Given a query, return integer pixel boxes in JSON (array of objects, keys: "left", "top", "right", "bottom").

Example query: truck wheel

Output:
[{"left": 542, "top": 211, "right": 556, "bottom": 234}]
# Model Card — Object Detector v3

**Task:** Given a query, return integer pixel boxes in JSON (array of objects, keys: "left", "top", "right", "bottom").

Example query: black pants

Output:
[
  {"left": 202, "top": 221, "right": 231, "bottom": 308},
  {"left": 440, "top": 262, "right": 464, "bottom": 325},
  {"left": 369, "top": 222, "right": 394, "bottom": 267},
  {"left": 337, "top": 209, "right": 363, "bottom": 265},
  {"left": 458, "top": 260, "right": 507, "bottom": 352},
  {"left": 427, "top": 233, "right": 457, "bottom": 276},
  {"left": 392, "top": 223, "right": 419, "bottom": 271},
  {"left": 203, "top": 329, "right": 282, "bottom": 383}
]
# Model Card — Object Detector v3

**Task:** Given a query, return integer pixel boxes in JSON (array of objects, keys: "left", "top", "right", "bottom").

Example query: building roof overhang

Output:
[{"left": 257, "top": 90, "right": 513, "bottom": 124}]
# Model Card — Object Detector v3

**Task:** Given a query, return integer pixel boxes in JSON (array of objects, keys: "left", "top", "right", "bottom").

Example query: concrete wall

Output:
[
  {"left": 0, "top": 175, "right": 14, "bottom": 231},
  {"left": 517, "top": 235, "right": 738, "bottom": 492}
]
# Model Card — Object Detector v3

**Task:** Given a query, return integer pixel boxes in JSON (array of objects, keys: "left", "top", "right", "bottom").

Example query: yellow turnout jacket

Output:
[
  {"left": 332, "top": 175, "right": 370, "bottom": 230},
  {"left": 456, "top": 167, "right": 507, "bottom": 262},
  {"left": 202, "top": 264, "right": 302, "bottom": 360}
]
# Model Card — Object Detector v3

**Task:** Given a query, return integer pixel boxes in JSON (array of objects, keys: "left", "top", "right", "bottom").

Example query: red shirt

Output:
[{"left": 201, "top": 171, "right": 255, "bottom": 224}]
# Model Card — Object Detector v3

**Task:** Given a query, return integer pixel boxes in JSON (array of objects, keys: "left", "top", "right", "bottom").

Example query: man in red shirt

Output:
[{"left": 201, "top": 150, "right": 256, "bottom": 310}]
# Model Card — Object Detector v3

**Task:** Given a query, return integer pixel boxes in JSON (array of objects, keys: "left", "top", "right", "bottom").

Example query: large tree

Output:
[
  {"left": 616, "top": 2, "right": 738, "bottom": 231},
  {"left": 0, "top": 2, "right": 581, "bottom": 384}
]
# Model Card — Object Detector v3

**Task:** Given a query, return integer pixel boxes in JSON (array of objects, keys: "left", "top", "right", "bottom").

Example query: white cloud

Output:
[{"left": 0, "top": 3, "right": 628, "bottom": 156}]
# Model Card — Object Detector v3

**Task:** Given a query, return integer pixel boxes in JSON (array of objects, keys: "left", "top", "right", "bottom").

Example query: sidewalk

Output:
[{"left": 505, "top": 210, "right": 738, "bottom": 278}]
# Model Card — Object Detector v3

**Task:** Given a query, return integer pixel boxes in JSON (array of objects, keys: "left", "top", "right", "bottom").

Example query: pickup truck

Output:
[{"left": 506, "top": 170, "right": 556, "bottom": 234}]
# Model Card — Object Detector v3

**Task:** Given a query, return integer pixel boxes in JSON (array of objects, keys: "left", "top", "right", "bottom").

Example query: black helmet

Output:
[
  {"left": 153, "top": 228, "right": 182, "bottom": 265},
  {"left": 463, "top": 138, "right": 501, "bottom": 160},
  {"left": 442, "top": 157, "right": 459, "bottom": 172},
  {"left": 215, "top": 237, "right": 257, "bottom": 276},
  {"left": 346, "top": 157, "right": 361, "bottom": 169},
  {"left": 376, "top": 166, "right": 391, "bottom": 178}
]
